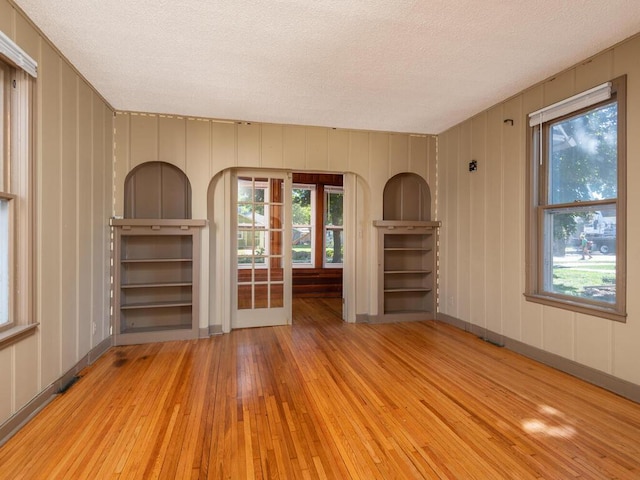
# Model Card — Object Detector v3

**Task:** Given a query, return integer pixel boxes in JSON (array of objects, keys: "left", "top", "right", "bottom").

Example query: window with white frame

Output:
[
  {"left": 526, "top": 76, "right": 626, "bottom": 321},
  {"left": 292, "top": 185, "right": 315, "bottom": 265},
  {"left": 324, "top": 187, "right": 343, "bottom": 267}
]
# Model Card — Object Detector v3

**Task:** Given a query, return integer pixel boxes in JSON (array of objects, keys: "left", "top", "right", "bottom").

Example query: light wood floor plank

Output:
[{"left": 1, "top": 297, "right": 639, "bottom": 479}]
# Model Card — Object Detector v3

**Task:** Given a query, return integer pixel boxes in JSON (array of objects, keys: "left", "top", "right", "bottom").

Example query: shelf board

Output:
[
  {"left": 384, "top": 288, "right": 432, "bottom": 293},
  {"left": 120, "top": 324, "right": 193, "bottom": 334},
  {"left": 383, "top": 309, "right": 435, "bottom": 315},
  {"left": 111, "top": 218, "right": 207, "bottom": 228},
  {"left": 373, "top": 220, "right": 441, "bottom": 228},
  {"left": 121, "top": 282, "right": 193, "bottom": 289},
  {"left": 383, "top": 248, "right": 432, "bottom": 252},
  {"left": 121, "top": 258, "right": 193, "bottom": 264},
  {"left": 384, "top": 270, "right": 432, "bottom": 275},
  {"left": 121, "top": 301, "right": 193, "bottom": 310}
]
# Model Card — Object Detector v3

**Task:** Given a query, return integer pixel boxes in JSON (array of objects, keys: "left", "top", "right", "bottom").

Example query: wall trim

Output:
[
  {"left": 0, "top": 337, "right": 112, "bottom": 446},
  {"left": 200, "top": 325, "right": 223, "bottom": 337},
  {"left": 435, "top": 313, "right": 640, "bottom": 403}
]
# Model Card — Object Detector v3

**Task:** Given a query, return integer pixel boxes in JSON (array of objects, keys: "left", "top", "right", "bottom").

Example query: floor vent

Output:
[
  {"left": 483, "top": 337, "right": 505, "bottom": 348},
  {"left": 58, "top": 375, "right": 80, "bottom": 394}
]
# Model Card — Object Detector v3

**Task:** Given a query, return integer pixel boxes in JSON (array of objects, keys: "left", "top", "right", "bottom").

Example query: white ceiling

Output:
[{"left": 12, "top": 0, "right": 640, "bottom": 134}]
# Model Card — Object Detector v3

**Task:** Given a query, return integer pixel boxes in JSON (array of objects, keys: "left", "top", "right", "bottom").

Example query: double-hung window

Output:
[
  {"left": 324, "top": 187, "right": 343, "bottom": 267},
  {"left": 291, "top": 181, "right": 343, "bottom": 268},
  {"left": 526, "top": 76, "right": 626, "bottom": 321},
  {"left": 0, "top": 60, "right": 13, "bottom": 331},
  {"left": 292, "top": 185, "right": 315, "bottom": 266},
  {"left": 0, "top": 30, "right": 36, "bottom": 346}
]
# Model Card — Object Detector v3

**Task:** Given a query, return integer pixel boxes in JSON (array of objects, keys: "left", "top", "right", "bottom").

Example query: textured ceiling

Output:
[{"left": 12, "top": 0, "right": 640, "bottom": 134}]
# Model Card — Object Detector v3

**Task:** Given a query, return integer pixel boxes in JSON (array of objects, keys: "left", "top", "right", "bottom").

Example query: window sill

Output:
[
  {"left": 524, "top": 293, "right": 626, "bottom": 323},
  {"left": 0, "top": 323, "right": 39, "bottom": 349}
]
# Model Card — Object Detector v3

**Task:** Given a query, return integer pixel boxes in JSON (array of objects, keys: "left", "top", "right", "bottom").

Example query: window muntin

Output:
[{"left": 527, "top": 76, "right": 626, "bottom": 320}]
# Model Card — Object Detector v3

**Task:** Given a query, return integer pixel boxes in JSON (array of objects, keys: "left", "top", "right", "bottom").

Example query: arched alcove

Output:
[
  {"left": 374, "top": 172, "right": 439, "bottom": 323},
  {"left": 124, "top": 161, "right": 192, "bottom": 219},
  {"left": 383, "top": 173, "right": 431, "bottom": 221}
]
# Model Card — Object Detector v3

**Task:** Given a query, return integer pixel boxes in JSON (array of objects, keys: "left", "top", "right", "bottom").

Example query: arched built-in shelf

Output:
[
  {"left": 374, "top": 173, "right": 440, "bottom": 322},
  {"left": 114, "top": 162, "right": 205, "bottom": 345},
  {"left": 124, "top": 161, "right": 192, "bottom": 219}
]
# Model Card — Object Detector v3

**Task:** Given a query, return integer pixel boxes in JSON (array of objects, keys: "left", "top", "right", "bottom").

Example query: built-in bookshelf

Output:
[
  {"left": 112, "top": 219, "right": 205, "bottom": 345},
  {"left": 374, "top": 220, "right": 440, "bottom": 322}
]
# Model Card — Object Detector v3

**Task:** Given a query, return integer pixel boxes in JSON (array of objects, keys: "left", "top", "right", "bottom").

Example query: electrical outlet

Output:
[{"left": 92, "top": 322, "right": 97, "bottom": 335}]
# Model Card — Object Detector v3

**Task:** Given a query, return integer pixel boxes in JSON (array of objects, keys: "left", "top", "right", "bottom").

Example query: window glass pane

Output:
[
  {"left": 549, "top": 103, "right": 617, "bottom": 204},
  {"left": 291, "top": 227, "right": 312, "bottom": 264},
  {"left": 292, "top": 188, "right": 311, "bottom": 225},
  {"left": 325, "top": 228, "right": 343, "bottom": 265},
  {"left": 237, "top": 284, "right": 252, "bottom": 309},
  {"left": 0, "top": 199, "right": 8, "bottom": 325},
  {"left": 237, "top": 177, "right": 252, "bottom": 202},
  {"left": 253, "top": 231, "right": 266, "bottom": 256},
  {"left": 270, "top": 205, "right": 282, "bottom": 229},
  {"left": 292, "top": 227, "right": 312, "bottom": 264},
  {"left": 254, "top": 284, "right": 268, "bottom": 308},
  {"left": 325, "top": 191, "right": 343, "bottom": 226},
  {"left": 270, "top": 284, "right": 283, "bottom": 308},
  {"left": 237, "top": 203, "right": 253, "bottom": 225},
  {"left": 543, "top": 206, "right": 616, "bottom": 304}
]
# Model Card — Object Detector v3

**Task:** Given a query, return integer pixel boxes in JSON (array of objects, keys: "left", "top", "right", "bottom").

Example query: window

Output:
[
  {"left": 237, "top": 177, "right": 270, "bottom": 266},
  {"left": 0, "top": 31, "right": 37, "bottom": 347},
  {"left": 526, "top": 76, "right": 626, "bottom": 321},
  {"left": 0, "top": 60, "right": 14, "bottom": 331},
  {"left": 290, "top": 176, "right": 343, "bottom": 269},
  {"left": 324, "top": 187, "right": 343, "bottom": 267},
  {"left": 292, "top": 185, "right": 315, "bottom": 265}
]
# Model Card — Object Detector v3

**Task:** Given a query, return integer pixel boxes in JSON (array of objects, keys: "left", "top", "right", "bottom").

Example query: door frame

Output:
[{"left": 216, "top": 168, "right": 356, "bottom": 332}]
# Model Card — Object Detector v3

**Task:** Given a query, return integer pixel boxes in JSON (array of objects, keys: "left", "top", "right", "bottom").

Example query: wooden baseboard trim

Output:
[
  {"left": 202, "top": 325, "right": 223, "bottom": 337},
  {"left": 0, "top": 337, "right": 112, "bottom": 446},
  {"left": 435, "top": 313, "right": 640, "bottom": 403}
]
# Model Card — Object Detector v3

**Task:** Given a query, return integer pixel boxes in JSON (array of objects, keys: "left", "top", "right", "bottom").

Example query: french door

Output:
[{"left": 232, "top": 171, "right": 292, "bottom": 328}]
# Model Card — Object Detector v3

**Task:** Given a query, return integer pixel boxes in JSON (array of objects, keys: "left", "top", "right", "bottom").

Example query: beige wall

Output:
[
  {"left": 113, "top": 113, "right": 437, "bottom": 327},
  {"left": 0, "top": 1, "right": 113, "bottom": 427},
  {"left": 438, "top": 34, "right": 640, "bottom": 386}
]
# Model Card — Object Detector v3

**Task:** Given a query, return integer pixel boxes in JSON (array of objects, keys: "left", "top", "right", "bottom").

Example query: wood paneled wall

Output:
[
  {"left": 438, "top": 33, "right": 640, "bottom": 386},
  {"left": 114, "top": 114, "right": 437, "bottom": 329},
  {"left": 0, "top": 1, "right": 113, "bottom": 428}
]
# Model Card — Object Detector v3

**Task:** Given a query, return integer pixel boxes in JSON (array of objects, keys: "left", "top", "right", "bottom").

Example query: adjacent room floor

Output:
[{"left": 1, "top": 298, "right": 639, "bottom": 479}]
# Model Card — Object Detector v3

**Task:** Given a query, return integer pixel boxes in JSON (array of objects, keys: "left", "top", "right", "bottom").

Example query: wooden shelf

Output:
[
  {"left": 384, "top": 288, "right": 432, "bottom": 293},
  {"left": 121, "top": 301, "right": 193, "bottom": 310},
  {"left": 121, "top": 324, "right": 193, "bottom": 334},
  {"left": 384, "top": 270, "right": 432, "bottom": 275},
  {"left": 121, "top": 282, "right": 192, "bottom": 289},
  {"left": 375, "top": 221, "right": 440, "bottom": 319},
  {"left": 113, "top": 221, "right": 204, "bottom": 345},
  {"left": 121, "top": 258, "right": 192, "bottom": 264},
  {"left": 373, "top": 220, "right": 441, "bottom": 229}
]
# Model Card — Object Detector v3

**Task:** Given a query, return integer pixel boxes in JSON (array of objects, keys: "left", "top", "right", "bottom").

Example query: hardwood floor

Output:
[{"left": 1, "top": 298, "right": 640, "bottom": 479}]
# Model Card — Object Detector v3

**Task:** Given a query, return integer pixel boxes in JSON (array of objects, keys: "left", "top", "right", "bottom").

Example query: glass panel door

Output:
[{"left": 233, "top": 171, "right": 291, "bottom": 328}]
